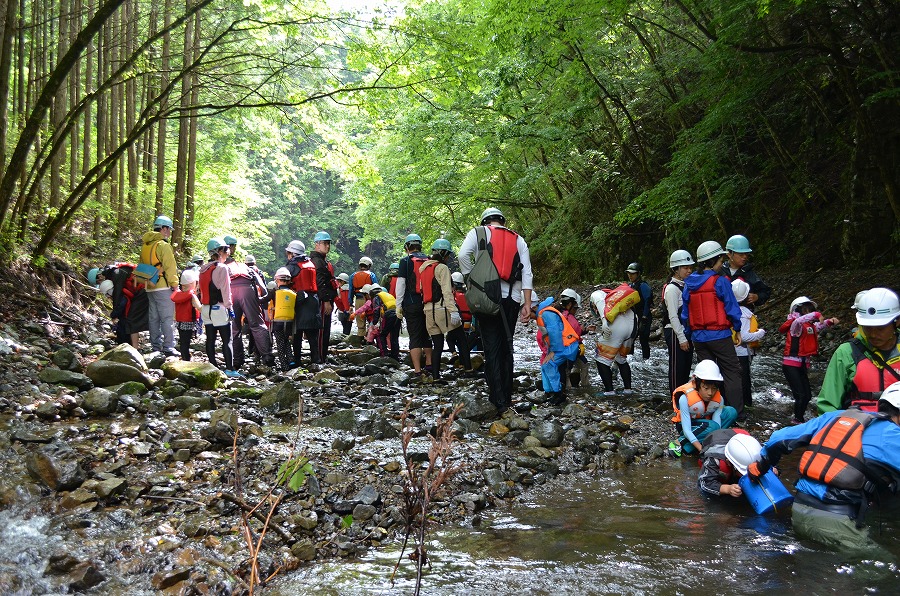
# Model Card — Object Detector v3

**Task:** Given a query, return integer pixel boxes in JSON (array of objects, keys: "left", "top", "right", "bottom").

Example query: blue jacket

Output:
[
  {"left": 630, "top": 280, "right": 652, "bottom": 319},
  {"left": 762, "top": 410, "right": 900, "bottom": 505},
  {"left": 680, "top": 270, "right": 742, "bottom": 343},
  {"left": 538, "top": 297, "right": 579, "bottom": 361}
]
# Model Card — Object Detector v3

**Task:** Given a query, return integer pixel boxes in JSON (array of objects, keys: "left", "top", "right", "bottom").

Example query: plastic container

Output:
[{"left": 739, "top": 470, "right": 794, "bottom": 514}]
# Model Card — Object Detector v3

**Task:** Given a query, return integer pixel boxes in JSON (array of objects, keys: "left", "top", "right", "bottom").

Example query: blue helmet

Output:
[
  {"left": 431, "top": 238, "right": 453, "bottom": 252},
  {"left": 389, "top": 262, "right": 399, "bottom": 271},
  {"left": 87, "top": 267, "right": 100, "bottom": 287},
  {"left": 154, "top": 215, "right": 173, "bottom": 228},
  {"left": 207, "top": 237, "right": 226, "bottom": 253},
  {"left": 223, "top": 235, "right": 238, "bottom": 246},
  {"left": 725, "top": 234, "right": 752, "bottom": 253},
  {"left": 314, "top": 231, "right": 331, "bottom": 242},
  {"left": 405, "top": 233, "right": 422, "bottom": 246}
]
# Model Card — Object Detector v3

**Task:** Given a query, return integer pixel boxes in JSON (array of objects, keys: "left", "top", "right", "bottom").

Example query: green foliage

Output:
[{"left": 275, "top": 456, "right": 315, "bottom": 493}]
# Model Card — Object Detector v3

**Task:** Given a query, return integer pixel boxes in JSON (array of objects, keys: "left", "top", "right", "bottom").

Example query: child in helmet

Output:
[
  {"left": 334, "top": 273, "right": 352, "bottom": 334},
  {"left": 264, "top": 267, "right": 296, "bottom": 372},
  {"left": 731, "top": 279, "right": 767, "bottom": 409},
  {"left": 697, "top": 429, "right": 762, "bottom": 498},
  {"left": 537, "top": 290, "right": 583, "bottom": 405},
  {"left": 780, "top": 296, "right": 839, "bottom": 424},
  {"left": 349, "top": 284, "right": 376, "bottom": 344},
  {"left": 589, "top": 288, "right": 636, "bottom": 397},
  {"left": 368, "top": 284, "right": 401, "bottom": 361},
  {"left": 171, "top": 270, "right": 201, "bottom": 361},
  {"left": 350, "top": 257, "right": 378, "bottom": 337},
  {"left": 672, "top": 359, "right": 739, "bottom": 454}
]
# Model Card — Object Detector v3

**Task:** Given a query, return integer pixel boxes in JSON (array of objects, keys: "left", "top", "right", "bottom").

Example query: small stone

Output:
[
  {"left": 173, "top": 449, "right": 191, "bottom": 462},
  {"left": 291, "top": 540, "right": 316, "bottom": 561},
  {"left": 488, "top": 421, "right": 509, "bottom": 435},
  {"left": 353, "top": 503, "right": 377, "bottom": 522}
]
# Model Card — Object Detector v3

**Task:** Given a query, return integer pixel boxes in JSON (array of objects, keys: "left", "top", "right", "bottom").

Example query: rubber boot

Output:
[{"left": 597, "top": 362, "right": 614, "bottom": 393}]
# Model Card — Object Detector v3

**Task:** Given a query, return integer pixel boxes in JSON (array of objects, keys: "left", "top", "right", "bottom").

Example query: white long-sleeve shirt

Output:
[{"left": 457, "top": 224, "right": 533, "bottom": 304}]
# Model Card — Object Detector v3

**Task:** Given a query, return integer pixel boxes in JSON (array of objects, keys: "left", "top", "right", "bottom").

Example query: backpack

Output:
[
  {"left": 134, "top": 240, "right": 163, "bottom": 284},
  {"left": 465, "top": 226, "right": 502, "bottom": 316},
  {"left": 604, "top": 283, "right": 640, "bottom": 322}
]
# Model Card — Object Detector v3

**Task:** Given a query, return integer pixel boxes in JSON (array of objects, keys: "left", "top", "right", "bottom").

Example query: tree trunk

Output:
[
  {"left": 154, "top": 0, "right": 171, "bottom": 215},
  {"left": 172, "top": 0, "right": 193, "bottom": 250},
  {"left": 184, "top": 9, "right": 200, "bottom": 250},
  {"left": 0, "top": 0, "right": 17, "bottom": 184}
]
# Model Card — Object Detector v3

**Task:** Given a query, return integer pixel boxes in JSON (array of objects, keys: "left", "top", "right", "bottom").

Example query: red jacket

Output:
[{"left": 171, "top": 289, "right": 199, "bottom": 323}]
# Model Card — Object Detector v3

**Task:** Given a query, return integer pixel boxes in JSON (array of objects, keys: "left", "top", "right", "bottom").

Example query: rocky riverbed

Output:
[{"left": 0, "top": 262, "right": 897, "bottom": 593}]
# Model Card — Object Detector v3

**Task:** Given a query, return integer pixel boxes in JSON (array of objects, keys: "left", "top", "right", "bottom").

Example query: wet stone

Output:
[
  {"left": 66, "top": 561, "right": 105, "bottom": 591},
  {"left": 86, "top": 360, "right": 154, "bottom": 388},
  {"left": 514, "top": 456, "right": 559, "bottom": 475},
  {"left": 488, "top": 421, "right": 509, "bottom": 435},
  {"left": 35, "top": 401, "right": 60, "bottom": 419},
  {"left": 38, "top": 368, "right": 93, "bottom": 391},
  {"left": 530, "top": 420, "right": 564, "bottom": 448},
  {"left": 352, "top": 485, "right": 380, "bottom": 506},
  {"left": 52, "top": 347, "right": 81, "bottom": 371},
  {"left": 453, "top": 492, "right": 487, "bottom": 512},
  {"left": 173, "top": 449, "right": 191, "bottom": 462},
  {"left": 482, "top": 467, "right": 513, "bottom": 498},
  {"left": 83, "top": 387, "right": 118, "bottom": 415},
  {"left": 152, "top": 568, "right": 191, "bottom": 590},
  {"left": 456, "top": 393, "right": 497, "bottom": 422},
  {"left": 25, "top": 441, "right": 86, "bottom": 490},
  {"left": 294, "top": 510, "right": 318, "bottom": 531},
  {"left": 332, "top": 435, "right": 355, "bottom": 452},
  {"left": 353, "top": 503, "right": 377, "bottom": 522}
]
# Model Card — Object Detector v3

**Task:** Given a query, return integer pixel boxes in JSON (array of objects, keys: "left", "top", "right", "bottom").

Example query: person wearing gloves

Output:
[
  {"left": 395, "top": 234, "right": 433, "bottom": 378},
  {"left": 748, "top": 381, "right": 900, "bottom": 554},
  {"left": 697, "top": 429, "right": 762, "bottom": 498},
  {"left": 816, "top": 287, "right": 900, "bottom": 415},
  {"left": 663, "top": 250, "right": 695, "bottom": 394},
  {"left": 170, "top": 269, "right": 202, "bottom": 361},
  {"left": 536, "top": 289, "right": 583, "bottom": 406},
  {"left": 198, "top": 238, "right": 239, "bottom": 377},
  {"left": 588, "top": 287, "right": 637, "bottom": 397},
  {"left": 681, "top": 240, "right": 745, "bottom": 415},
  {"left": 671, "top": 359, "right": 738, "bottom": 454},
  {"left": 418, "top": 239, "right": 468, "bottom": 381},
  {"left": 731, "top": 279, "right": 767, "bottom": 409},
  {"left": 780, "top": 296, "right": 839, "bottom": 424}
]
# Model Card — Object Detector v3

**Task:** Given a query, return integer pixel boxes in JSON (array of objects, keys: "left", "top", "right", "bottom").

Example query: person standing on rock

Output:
[
  {"left": 224, "top": 243, "right": 273, "bottom": 370},
  {"left": 663, "top": 250, "right": 694, "bottom": 394},
  {"left": 458, "top": 208, "right": 533, "bottom": 414},
  {"left": 140, "top": 215, "right": 179, "bottom": 356},
  {"left": 681, "top": 240, "right": 744, "bottom": 415},
  {"left": 722, "top": 235, "right": 771, "bottom": 310},
  {"left": 419, "top": 239, "right": 467, "bottom": 381},
  {"left": 170, "top": 269, "right": 202, "bottom": 361},
  {"left": 536, "top": 289, "right": 582, "bottom": 406},
  {"left": 626, "top": 262, "right": 653, "bottom": 360},
  {"left": 588, "top": 287, "right": 636, "bottom": 397},
  {"left": 198, "top": 238, "right": 240, "bottom": 378},
  {"left": 335, "top": 272, "right": 352, "bottom": 335},
  {"left": 310, "top": 231, "right": 338, "bottom": 364},
  {"left": 350, "top": 256, "right": 378, "bottom": 338},
  {"left": 395, "top": 234, "right": 433, "bottom": 378},
  {"left": 284, "top": 240, "right": 321, "bottom": 367}
]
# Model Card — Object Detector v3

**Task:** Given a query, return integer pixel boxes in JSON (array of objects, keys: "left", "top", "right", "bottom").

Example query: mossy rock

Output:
[
  {"left": 227, "top": 387, "right": 263, "bottom": 400},
  {"left": 108, "top": 381, "right": 149, "bottom": 396},
  {"left": 259, "top": 381, "right": 300, "bottom": 410},
  {"left": 97, "top": 343, "right": 148, "bottom": 371},
  {"left": 161, "top": 361, "right": 223, "bottom": 390},
  {"left": 85, "top": 361, "right": 153, "bottom": 388}
]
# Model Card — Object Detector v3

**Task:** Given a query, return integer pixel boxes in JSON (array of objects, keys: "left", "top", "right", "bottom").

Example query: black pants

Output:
[
  {"left": 784, "top": 363, "right": 812, "bottom": 421},
  {"left": 317, "top": 302, "right": 333, "bottom": 363},
  {"left": 446, "top": 325, "right": 471, "bottom": 370},
  {"left": 378, "top": 314, "right": 401, "bottom": 360},
  {"left": 738, "top": 354, "right": 753, "bottom": 407},
  {"left": 178, "top": 328, "right": 193, "bottom": 361},
  {"left": 273, "top": 322, "right": 293, "bottom": 372},
  {"left": 636, "top": 316, "right": 652, "bottom": 360},
  {"left": 339, "top": 311, "right": 353, "bottom": 334},
  {"left": 205, "top": 323, "right": 233, "bottom": 370},
  {"left": 664, "top": 328, "right": 693, "bottom": 395},
  {"left": 479, "top": 298, "right": 520, "bottom": 409},
  {"left": 292, "top": 328, "right": 319, "bottom": 366}
]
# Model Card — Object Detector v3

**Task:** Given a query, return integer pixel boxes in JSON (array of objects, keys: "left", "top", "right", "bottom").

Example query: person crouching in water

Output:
[
  {"left": 536, "top": 289, "right": 583, "bottom": 406},
  {"left": 198, "top": 238, "right": 240, "bottom": 377},
  {"left": 265, "top": 267, "right": 296, "bottom": 372},
  {"left": 672, "top": 359, "right": 738, "bottom": 454},
  {"left": 698, "top": 429, "right": 762, "bottom": 498},
  {"left": 368, "top": 283, "right": 401, "bottom": 361},
  {"left": 171, "top": 269, "right": 201, "bottom": 361},
  {"left": 418, "top": 239, "right": 468, "bottom": 381}
]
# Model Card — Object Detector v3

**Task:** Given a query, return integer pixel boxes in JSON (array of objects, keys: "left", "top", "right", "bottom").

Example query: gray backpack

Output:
[{"left": 465, "top": 226, "right": 502, "bottom": 316}]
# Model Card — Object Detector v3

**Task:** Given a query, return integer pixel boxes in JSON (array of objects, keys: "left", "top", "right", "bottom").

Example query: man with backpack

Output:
[
  {"left": 95, "top": 262, "right": 149, "bottom": 347},
  {"left": 458, "top": 207, "right": 533, "bottom": 415},
  {"left": 395, "top": 233, "right": 433, "bottom": 379},
  {"left": 139, "top": 215, "right": 179, "bottom": 356}
]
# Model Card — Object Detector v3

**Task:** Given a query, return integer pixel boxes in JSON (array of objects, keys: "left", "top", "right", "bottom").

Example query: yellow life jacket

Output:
[
  {"left": 377, "top": 290, "right": 396, "bottom": 311},
  {"left": 274, "top": 287, "right": 297, "bottom": 321},
  {"left": 732, "top": 313, "right": 761, "bottom": 349}
]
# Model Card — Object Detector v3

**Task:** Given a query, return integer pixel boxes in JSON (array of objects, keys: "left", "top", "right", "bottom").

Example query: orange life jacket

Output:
[
  {"left": 199, "top": 264, "right": 222, "bottom": 306},
  {"left": 291, "top": 259, "right": 318, "bottom": 293},
  {"left": 536, "top": 306, "right": 580, "bottom": 349},
  {"left": 408, "top": 256, "right": 427, "bottom": 296},
  {"left": 687, "top": 275, "right": 730, "bottom": 331},
  {"left": 485, "top": 226, "right": 522, "bottom": 282},
  {"left": 417, "top": 261, "right": 443, "bottom": 304},
  {"left": 671, "top": 381, "right": 724, "bottom": 423},
  {"left": 352, "top": 270, "right": 372, "bottom": 296},
  {"left": 798, "top": 408, "right": 877, "bottom": 490},
  {"left": 847, "top": 339, "right": 900, "bottom": 412}
]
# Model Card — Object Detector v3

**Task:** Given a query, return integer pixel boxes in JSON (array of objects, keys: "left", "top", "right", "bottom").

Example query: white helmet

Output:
[
  {"left": 731, "top": 279, "right": 750, "bottom": 303},
  {"left": 358, "top": 256, "right": 373, "bottom": 267},
  {"left": 560, "top": 288, "right": 581, "bottom": 308},
  {"left": 789, "top": 296, "right": 817, "bottom": 315},
  {"left": 285, "top": 240, "right": 305, "bottom": 256},
  {"left": 856, "top": 287, "right": 900, "bottom": 326},
  {"left": 724, "top": 433, "right": 762, "bottom": 475},
  {"left": 696, "top": 240, "right": 726, "bottom": 262},
  {"left": 693, "top": 359, "right": 723, "bottom": 382},
  {"left": 336, "top": 272, "right": 350, "bottom": 283},
  {"left": 274, "top": 267, "right": 292, "bottom": 281},
  {"left": 368, "top": 283, "right": 383, "bottom": 293},
  {"left": 852, "top": 290, "right": 868, "bottom": 311},
  {"left": 359, "top": 284, "right": 372, "bottom": 294},
  {"left": 451, "top": 272, "right": 464, "bottom": 284},
  {"left": 669, "top": 249, "right": 695, "bottom": 268},
  {"left": 98, "top": 279, "right": 115, "bottom": 296},
  {"left": 180, "top": 269, "right": 199, "bottom": 286},
  {"left": 879, "top": 381, "right": 900, "bottom": 410}
]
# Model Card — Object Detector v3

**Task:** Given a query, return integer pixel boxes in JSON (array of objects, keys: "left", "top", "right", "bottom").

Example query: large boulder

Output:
[
  {"left": 25, "top": 441, "right": 86, "bottom": 491},
  {"left": 85, "top": 360, "right": 154, "bottom": 388},
  {"left": 259, "top": 381, "right": 300, "bottom": 410},
  {"left": 82, "top": 388, "right": 119, "bottom": 415},
  {"left": 38, "top": 368, "right": 93, "bottom": 391},
  {"left": 530, "top": 420, "right": 565, "bottom": 448},
  {"left": 161, "top": 360, "right": 223, "bottom": 390},
  {"left": 309, "top": 408, "right": 399, "bottom": 439},
  {"left": 97, "top": 343, "right": 147, "bottom": 371}
]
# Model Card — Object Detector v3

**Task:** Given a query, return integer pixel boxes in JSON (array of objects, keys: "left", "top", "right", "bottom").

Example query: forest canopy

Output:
[{"left": 0, "top": 0, "right": 896, "bottom": 279}]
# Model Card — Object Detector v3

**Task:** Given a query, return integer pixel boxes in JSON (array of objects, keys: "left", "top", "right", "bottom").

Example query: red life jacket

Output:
[
  {"left": 798, "top": 408, "right": 876, "bottom": 490},
  {"left": 407, "top": 255, "right": 428, "bottom": 296},
  {"left": 389, "top": 275, "right": 398, "bottom": 298},
  {"left": 847, "top": 339, "right": 900, "bottom": 412},
  {"left": 782, "top": 319, "right": 819, "bottom": 358},
  {"left": 454, "top": 289, "right": 471, "bottom": 322},
  {"left": 352, "top": 270, "right": 372, "bottom": 296},
  {"left": 335, "top": 287, "right": 349, "bottom": 311},
  {"left": 417, "top": 261, "right": 443, "bottom": 304},
  {"left": 687, "top": 275, "right": 729, "bottom": 331},
  {"left": 486, "top": 226, "right": 522, "bottom": 282},
  {"left": 292, "top": 259, "right": 318, "bottom": 293},
  {"left": 199, "top": 264, "right": 222, "bottom": 306}
]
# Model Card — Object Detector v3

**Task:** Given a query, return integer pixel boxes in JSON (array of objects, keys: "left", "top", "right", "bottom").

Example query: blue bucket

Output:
[{"left": 739, "top": 471, "right": 794, "bottom": 515}]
